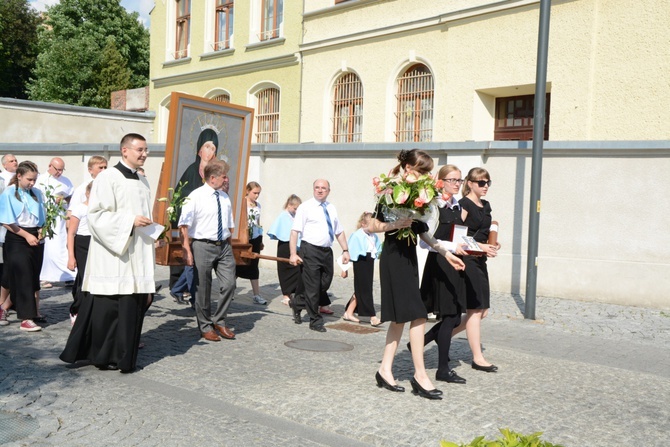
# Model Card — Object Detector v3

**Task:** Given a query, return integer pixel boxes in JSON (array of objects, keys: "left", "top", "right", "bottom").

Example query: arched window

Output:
[
  {"left": 332, "top": 72, "right": 363, "bottom": 143},
  {"left": 213, "top": 93, "right": 231, "bottom": 103},
  {"left": 255, "top": 88, "right": 280, "bottom": 143},
  {"left": 395, "top": 64, "right": 433, "bottom": 142}
]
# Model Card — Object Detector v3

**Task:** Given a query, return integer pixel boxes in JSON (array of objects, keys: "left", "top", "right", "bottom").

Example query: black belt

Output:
[
  {"left": 193, "top": 238, "right": 228, "bottom": 246},
  {"left": 302, "top": 241, "right": 332, "bottom": 252}
]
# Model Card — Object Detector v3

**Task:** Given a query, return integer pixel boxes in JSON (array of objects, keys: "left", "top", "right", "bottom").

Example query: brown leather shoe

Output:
[
  {"left": 201, "top": 330, "right": 221, "bottom": 342},
  {"left": 214, "top": 324, "right": 235, "bottom": 340}
]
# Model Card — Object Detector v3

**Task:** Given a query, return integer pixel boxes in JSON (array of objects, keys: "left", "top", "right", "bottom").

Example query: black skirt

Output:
[
  {"left": 420, "top": 251, "right": 466, "bottom": 317},
  {"left": 236, "top": 236, "right": 262, "bottom": 280},
  {"left": 277, "top": 241, "right": 300, "bottom": 295},
  {"left": 60, "top": 293, "right": 148, "bottom": 371},
  {"left": 352, "top": 254, "right": 376, "bottom": 317},
  {"left": 463, "top": 255, "right": 490, "bottom": 309},
  {"left": 4, "top": 229, "right": 43, "bottom": 320},
  {"left": 70, "top": 234, "right": 91, "bottom": 315}
]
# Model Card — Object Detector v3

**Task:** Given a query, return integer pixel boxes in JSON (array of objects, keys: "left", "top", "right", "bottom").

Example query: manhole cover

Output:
[
  {"left": 285, "top": 338, "right": 354, "bottom": 352},
  {"left": 0, "top": 410, "right": 39, "bottom": 444}
]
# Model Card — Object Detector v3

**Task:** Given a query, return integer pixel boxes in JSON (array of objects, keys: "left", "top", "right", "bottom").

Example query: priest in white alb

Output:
[{"left": 60, "top": 133, "right": 155, "bottom": 373}]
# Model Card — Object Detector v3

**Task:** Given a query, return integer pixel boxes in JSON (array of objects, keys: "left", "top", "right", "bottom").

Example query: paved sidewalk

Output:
[{"left": 1, "top": 265, "right": 669, "bottom": 446}]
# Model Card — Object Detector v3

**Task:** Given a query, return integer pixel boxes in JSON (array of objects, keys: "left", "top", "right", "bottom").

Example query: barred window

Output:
[
  {"left": 332, "top": 73, "right": 363, "bottom": 143},
  {"left": 212, "top": 94, "right": 230, "bottom": 103},
  {"left": 395, "top": 64, "right": 433, "bottom": 142},
  {"left": 260, "top": 0, "right": 283, "bottom": 41},
  {"left": 175, "top": 0, "right": 191, "bottom": 59},
  {"left": 215, "top": 0, "right": 234, "bottom": 50},
  {"left": 255, "top": 88, "right": 280, "bottom": 143}
]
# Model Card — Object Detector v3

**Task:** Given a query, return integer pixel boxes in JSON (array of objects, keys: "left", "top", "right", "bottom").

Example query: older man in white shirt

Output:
[
  {"left": 289, "top": 179, "right": 350, "bottom": 332},
  {"left": 178, "top": 160, "right": 236, "bottom": 342}
]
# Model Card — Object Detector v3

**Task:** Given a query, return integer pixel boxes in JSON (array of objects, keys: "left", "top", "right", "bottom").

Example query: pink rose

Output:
[
  {"left": 435, "top": 179, "right": 444, "bottom": 189},
  {"left": 414, "top": 197, "right": 426, "bottom": 207},
  {"left": 372, "top": 177, "right": 381, "bottom": 186}
]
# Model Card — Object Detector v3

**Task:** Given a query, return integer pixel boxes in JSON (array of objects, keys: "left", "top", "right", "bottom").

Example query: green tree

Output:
[
  {"left": 0, "top": 0, "right": 41, "bottom": 99},
  {"left": 27, "top": 0, "right": 149, "bottom": 108}
]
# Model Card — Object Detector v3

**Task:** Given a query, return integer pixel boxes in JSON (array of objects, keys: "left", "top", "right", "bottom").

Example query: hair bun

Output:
[{"left": 397, "top": 150, "right": 409, "bottom": 164}]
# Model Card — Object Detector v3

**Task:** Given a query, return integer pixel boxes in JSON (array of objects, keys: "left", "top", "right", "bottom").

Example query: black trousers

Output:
[
  {"left": 4, "top": 229, "right": 43, "bottom": 320},
  {"left": 298, "top": 242, "right": 333, "bottom": 328},
  {"left": 70, "top": 234, "right": 91, "bottom": 315}
]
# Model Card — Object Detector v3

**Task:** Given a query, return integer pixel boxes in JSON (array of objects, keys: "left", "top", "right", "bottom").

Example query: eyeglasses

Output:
[
  {"left": 125, "top": 147, "right": 150, "bottom": 155},
  {"left": 471, "top": 179, "right": 492, "bottom": 187},
  {"left": 442, "top": 178, "right": 464, "bottom": 185},
  {"left": 49, "top": 165, "right": 65, "bottom": 173}
]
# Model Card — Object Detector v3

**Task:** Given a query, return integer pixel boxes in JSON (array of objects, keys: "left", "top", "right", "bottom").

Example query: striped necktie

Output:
[
  {"left": 321, "top": 202, "right": 334, "bottom": 243},
  {"left": 215, "top": 191, "right": 223, "bottom": 241}
]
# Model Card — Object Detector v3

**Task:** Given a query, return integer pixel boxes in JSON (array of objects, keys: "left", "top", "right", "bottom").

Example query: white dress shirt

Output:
[
  {"left": 178, "top": 183, "right": 234, "bottom": 240},
  {"left": 291, "top": 197, "right": 343, "bottom": 248}
]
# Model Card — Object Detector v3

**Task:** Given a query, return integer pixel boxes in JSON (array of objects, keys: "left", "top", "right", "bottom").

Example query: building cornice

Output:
[
  {"left": 151, "top": 53, "right": 300, "bottom": 89},
  {"left": 301, "top": 0, "right": 542, "bottom": 53}
]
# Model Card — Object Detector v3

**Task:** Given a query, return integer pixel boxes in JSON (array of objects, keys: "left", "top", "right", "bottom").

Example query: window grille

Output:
[
  {"left": 255, "top": 88, "right": 280, "bottom": 143},
  {"left": 213, "top": 94, "right": 230, "bottom": 103},
  {"left": 395, "top": 64, "right": 434, "bottom": 142},
  {"left": 332, "top": 73, "right": 363, "bottom": 143}
]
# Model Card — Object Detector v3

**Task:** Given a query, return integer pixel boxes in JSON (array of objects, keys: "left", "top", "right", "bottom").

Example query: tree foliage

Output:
[
  {"left": 0, "top": 0, "right": 41, "bottom": 99},
  {"left": 27, "top": 0, "right": 149, "bottom": 108}
]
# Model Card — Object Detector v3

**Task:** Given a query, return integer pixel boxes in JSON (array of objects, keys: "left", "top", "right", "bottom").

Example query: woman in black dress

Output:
[
  {"left": 453, "top": 167, "right": 500, "bottom": 372},
  {"left": 370, "top": 150, "right": 465, "bottom": 400},
  {"left": 419, "top": 164, "right": 469, "bottom": 384}
]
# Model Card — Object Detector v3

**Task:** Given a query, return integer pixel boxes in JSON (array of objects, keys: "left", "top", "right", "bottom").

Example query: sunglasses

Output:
[{"left": 471, "top": 179, "right": 492, "bottom": 187}]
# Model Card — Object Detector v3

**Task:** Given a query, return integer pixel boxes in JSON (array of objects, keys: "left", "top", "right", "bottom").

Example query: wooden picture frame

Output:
[{"left": 154, "top": 92, "right": 254, "bottom": 265}]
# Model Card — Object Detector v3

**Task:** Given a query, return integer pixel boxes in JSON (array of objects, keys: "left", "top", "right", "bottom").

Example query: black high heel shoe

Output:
[
  {"left": 472, "top": 361, "right": 498, "bottom": 372},
  {"left": 409, "top": 377, "right": 443, "bottom": 400},
  {"left": 375, "top": 372, "right": 405, "bottom": 392}
]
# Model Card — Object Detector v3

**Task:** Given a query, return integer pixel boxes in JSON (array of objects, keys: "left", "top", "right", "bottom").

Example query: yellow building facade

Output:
[
  {"left": 300, "top": 0, "right": 669, "bottom": 143},
  {"left": 149, "top": 0, "right": 303, "bottom": 144}
]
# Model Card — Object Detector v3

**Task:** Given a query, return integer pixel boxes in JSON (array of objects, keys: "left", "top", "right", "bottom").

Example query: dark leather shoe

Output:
[
  {"left": 472, "top": 361, "right": 498, "bottom": 372},
  {"left": 96, "top": 364, "right": 119, "bottom": 371},
  {"left": 201, "top": 330, "right": 221, "bottom": 342},
  {"left": 170, "top": 291, "right": 189, "bottom": 305},
  {"left": 214, "top": 325, "right": 235, "bottom": 339},
  {"left": 436, "top": 369, "right": 466, "bottom": 384},
  {"left": 375, "top": 372, "right": 405, "bottom": 392},
  {"left": 409, "top": 377, "right": 443, "bottom": 399},
  {"left": 310, "top": 325, "right": 326, "bottom": 333},
  {"left": 289, "top": 300, "right": 303, "bottom": 324}
]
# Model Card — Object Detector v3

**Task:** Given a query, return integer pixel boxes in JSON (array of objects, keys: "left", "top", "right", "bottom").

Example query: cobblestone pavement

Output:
[{"left": 1, "top": 266, "right": 669, "bottom": 446}]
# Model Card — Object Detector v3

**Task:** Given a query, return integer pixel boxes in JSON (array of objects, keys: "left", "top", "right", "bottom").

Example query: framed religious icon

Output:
[{"left": 154, "top": 92, "right": 254, "bottom": 265}]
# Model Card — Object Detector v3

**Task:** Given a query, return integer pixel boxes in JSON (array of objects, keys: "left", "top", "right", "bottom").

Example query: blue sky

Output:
[{"left": 29, "top": 0, "right": 152, "bottom": 28}]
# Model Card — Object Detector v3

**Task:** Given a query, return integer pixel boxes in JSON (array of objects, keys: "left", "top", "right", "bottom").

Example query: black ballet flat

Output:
[
  {"left": 409, "top": 377, "right": 443, "bottom": 400},
  {"left": 472, "top": 361, "right": 498, "bottom": 372},
  {"left": 375, "top": 372, "right": 405, "bottom": 392}
]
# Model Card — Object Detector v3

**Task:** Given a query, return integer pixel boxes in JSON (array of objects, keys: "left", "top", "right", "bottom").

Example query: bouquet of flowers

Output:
[
  {"left": 156, "top": 181, "right": 189, "bottom": 240},
  {"left": 373, "top": 171, "right": 443, "bottom": 242}
]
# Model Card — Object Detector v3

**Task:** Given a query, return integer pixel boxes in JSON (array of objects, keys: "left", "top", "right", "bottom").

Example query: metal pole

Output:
[{"left": 524, "top": 0, "right": 552, "bottom": 319}]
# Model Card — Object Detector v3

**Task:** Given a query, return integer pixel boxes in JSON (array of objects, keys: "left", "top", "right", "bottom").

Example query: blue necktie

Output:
[
  {"left": 215, "top": 191, "right": 223, "bottom": 241},
  {"left": 321, "top": 202, "right": 334, "bottom": 243}
]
